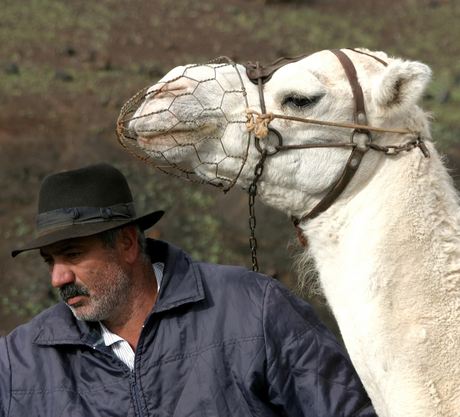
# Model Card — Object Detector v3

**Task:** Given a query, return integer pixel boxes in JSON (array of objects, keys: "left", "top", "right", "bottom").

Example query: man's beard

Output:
[{"left": 59, "top": 255, "right": 132, "bottom": 323}]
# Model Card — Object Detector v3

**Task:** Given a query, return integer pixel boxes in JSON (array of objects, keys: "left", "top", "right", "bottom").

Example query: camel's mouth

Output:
[
  {"left": 136, "top": 131, "right": 202, "bottom": 154},
  {"left": 133, "top": 121, "right": 220, "bottom": 150},
  {"left": 137, "top": 135, "right": 162, "bottom": 148}
]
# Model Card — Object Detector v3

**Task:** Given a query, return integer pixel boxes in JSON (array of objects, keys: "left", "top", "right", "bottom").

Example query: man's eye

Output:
[{"left": 66, "top": 252, "right": 81, "bottom": 260}]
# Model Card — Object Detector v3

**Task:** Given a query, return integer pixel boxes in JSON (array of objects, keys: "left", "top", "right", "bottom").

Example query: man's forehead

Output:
[{"left": 40, "top": 235, "right": 101, "bottom": 256}]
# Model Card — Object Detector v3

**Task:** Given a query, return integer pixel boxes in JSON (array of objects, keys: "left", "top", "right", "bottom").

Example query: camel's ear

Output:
[{"left": 372, "top": 60, "right": 432, "bottom": 115}]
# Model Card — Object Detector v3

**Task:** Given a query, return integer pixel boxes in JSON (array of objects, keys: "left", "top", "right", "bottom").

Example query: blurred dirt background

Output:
[{"left": 1, "top": 0, "right": 459, "bottom": 343}]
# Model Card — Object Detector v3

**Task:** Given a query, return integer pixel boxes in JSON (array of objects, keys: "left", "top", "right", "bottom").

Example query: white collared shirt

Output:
[{"left": 99, "top": 262, "right": 164, "bottom": 370}]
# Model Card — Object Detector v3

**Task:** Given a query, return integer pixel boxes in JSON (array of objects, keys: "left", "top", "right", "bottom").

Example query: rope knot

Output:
[{"left": 245, "top": 109, "right": 275, "bottom": 139}]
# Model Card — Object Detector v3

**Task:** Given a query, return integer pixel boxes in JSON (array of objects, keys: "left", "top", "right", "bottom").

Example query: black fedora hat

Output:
[{"left": 12, "top": 162, "right": 164, "bottom": 257}]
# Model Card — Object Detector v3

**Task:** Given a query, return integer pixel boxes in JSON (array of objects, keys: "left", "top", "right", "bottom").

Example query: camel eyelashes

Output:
[{"left": 282, "top": 95, "right": 322, "bottom": 109}]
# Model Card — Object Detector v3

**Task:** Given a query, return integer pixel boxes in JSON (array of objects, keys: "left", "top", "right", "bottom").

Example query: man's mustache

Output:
[{"left": 59, "top": 283, "right": 90, "bottom": 303}]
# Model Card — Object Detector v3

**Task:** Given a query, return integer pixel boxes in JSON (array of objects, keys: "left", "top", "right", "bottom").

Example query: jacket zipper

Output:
[
  {"left": 132, "top": 371, "right": 144, "bottom": 417},
  {"left": 89, "top": 343, "right": 144, "bottom": 417}
]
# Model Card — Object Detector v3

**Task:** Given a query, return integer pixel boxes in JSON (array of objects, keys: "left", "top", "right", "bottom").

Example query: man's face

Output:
[{"left": 40, "top": 234, "right": 133, "bottom": 323}]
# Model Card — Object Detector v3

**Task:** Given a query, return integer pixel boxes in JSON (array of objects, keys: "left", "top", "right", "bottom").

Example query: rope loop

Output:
[{"left": 245, "top": 109, "right": 275, "bottom": 139}]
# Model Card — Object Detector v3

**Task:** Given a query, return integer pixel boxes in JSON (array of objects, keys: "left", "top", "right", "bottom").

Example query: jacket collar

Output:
[
  {"left": 32, "top": 303, "right": 96, "bottom": 346},
  {"left": 33, "top": 239, "right": 205, "bottom": 346},
  {"left": 149, "top": 239, "right": 205, "bottom": 313}
]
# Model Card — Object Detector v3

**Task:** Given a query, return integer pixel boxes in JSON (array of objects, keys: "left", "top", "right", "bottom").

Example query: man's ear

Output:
[
  {"left": 372, "top": 59, "right": 432, "bottom": 116},
  {"left": 118, "top": 226, "right": 139, "bottom": 264}
]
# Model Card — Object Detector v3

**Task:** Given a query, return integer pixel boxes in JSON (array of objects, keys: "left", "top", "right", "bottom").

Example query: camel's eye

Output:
[{"left": 283, "top": 95, "right": 321, "bottom": 109}]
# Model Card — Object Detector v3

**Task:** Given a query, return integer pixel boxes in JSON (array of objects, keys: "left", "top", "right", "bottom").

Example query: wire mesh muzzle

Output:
[{"left": 117, "top": 56, "right": 252, "bottom": 193}]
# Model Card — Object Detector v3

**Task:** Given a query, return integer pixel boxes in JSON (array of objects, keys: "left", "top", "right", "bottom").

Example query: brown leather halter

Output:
[{"left": 244, "top": 49, "right": 429, "bottom": 246}]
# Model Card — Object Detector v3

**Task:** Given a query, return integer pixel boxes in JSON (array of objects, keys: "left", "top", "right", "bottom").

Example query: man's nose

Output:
[{"left": 51, "top": 263, "right": 75, "bottom": 288}]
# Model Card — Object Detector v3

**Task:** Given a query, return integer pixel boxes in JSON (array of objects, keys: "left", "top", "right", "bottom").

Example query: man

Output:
[{"left": 0, "top": 162, "right": 376, "bottom": 416}]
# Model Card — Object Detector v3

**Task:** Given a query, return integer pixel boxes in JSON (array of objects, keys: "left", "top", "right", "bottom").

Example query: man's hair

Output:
[{"left": 99, "top": 225, "right": 149, "bottom": 261}]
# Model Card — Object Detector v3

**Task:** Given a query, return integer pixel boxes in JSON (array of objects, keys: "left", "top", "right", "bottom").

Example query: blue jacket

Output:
[{"left": 0, "top": 239, "right": 376, "bottom": 416}]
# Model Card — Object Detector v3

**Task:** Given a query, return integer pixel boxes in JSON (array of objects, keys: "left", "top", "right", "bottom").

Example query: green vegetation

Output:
[
  {"left": 0, "top": 0, "right": 115, "bottom": 51},
  {"left": 1, "top": 217, "right": 33, "bottom": 239},
  {"left": 0, "top": 281, "right": 58, "bottom": 318}
]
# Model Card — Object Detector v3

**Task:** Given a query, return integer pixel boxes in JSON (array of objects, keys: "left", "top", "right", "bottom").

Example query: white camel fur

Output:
[{"left": 127, "top": 48, "right": 460, "bottom": 416}]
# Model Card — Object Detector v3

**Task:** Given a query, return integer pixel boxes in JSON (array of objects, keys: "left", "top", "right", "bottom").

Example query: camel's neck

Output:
[{"left": 303, "top": 143, "right": 460, "bottom": 416}]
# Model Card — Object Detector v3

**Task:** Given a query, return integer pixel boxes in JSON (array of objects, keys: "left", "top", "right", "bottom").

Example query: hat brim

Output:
[{"left": 11, "top": 210, "right": 164, "bottom": 258}]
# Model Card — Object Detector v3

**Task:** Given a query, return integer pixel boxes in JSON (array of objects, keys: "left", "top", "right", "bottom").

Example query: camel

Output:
[{"left": 118, "top": 48, "right": 460, "bottom": 416}]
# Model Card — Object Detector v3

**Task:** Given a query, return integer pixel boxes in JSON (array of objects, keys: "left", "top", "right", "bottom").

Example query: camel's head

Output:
[{"left": 119, "top": 49, "right": 431, "bottom": 218}]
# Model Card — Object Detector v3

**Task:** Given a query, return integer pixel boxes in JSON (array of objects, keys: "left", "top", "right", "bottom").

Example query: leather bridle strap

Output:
[
  {"left": 245, "top": 55, "right": 310, "bottom": 86},
  {"left": 346, "top": 48, "right": 389, "bottom": 67},
  {"left": 291, "top": 50, "right": 371, "bottom": 230},
  {"left": 331, "top": 49, "right": 368, "bottom": 126},
  {"left": 292, "top": 145, "right": 368, "bottom": 225}
]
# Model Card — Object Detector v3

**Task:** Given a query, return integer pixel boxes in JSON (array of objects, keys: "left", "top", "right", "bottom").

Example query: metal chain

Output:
[
  {"left": 248, "top": 150, "right": 268, "bottom": 272},
  {"left": 366, "top": 137, "right": 430, "bottom": 158}
]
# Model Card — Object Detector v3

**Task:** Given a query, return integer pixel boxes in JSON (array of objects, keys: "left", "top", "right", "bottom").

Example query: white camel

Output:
[{"left": 120, "top": 48, "right": 460, "bottom": 416}]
